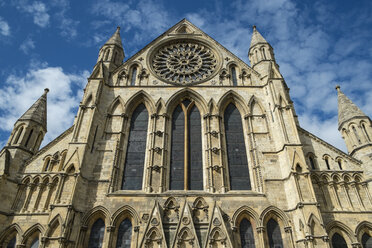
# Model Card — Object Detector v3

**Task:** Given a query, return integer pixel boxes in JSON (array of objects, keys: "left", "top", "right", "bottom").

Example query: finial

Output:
[
  {"left": 116, "top": 26, "right": 120, "bottom": 31},
  {"left": 335, "top": 85, "right": 340, "bottom": 91},
  {"left": 44, "top": 88, "right": 49, "bottom": 94},
  {"left": 253, "top": 25, "right": 257, "bottom": 31}
]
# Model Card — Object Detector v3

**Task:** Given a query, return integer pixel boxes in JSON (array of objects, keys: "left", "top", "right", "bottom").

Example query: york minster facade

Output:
[{"left": 0, "top": 19, "right": 371, "bottom": 248}]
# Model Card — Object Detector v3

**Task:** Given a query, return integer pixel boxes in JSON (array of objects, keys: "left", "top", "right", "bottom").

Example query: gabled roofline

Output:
[
  {"left": 25, "top": 125, "right": 74, "bottom": 166},
  {"left": 297, "top": 126, "right": 362, "bottom": 165},
  {"left": 112, "top": 18, "right": 260, "bottom": 78}
]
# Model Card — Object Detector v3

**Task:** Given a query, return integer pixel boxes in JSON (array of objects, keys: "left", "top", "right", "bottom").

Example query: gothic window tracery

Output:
[
  {"left": 224, "top": 103, "right": 251, "bottom": 190},
  {"left": 170, "top": 99, "right": 203, "bottom": 190},
  {"left": 122, "top": 104, "right": 148, "bottom": 190},
  {"left": 152, "top": 41, "right": 218, "bottom": 84}
]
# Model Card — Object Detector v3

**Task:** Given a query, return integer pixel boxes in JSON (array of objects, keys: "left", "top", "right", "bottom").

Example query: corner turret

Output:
[
  {"left": 97, "top": 27, "right": 124, "bottom": 70},
  {"left": 0, "top": 89, "right": 48, "bottom": 177},
  {"left": 248, "top": 26, "right": 276, "bottom": 68},
  {"left": 336, "top": 85, "right": 372, "bottom": 161}
]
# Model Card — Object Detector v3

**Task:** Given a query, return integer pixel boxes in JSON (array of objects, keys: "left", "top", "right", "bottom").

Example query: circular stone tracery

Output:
[{"left": 152, "top": 41, "right": 217, "bottom": 84}]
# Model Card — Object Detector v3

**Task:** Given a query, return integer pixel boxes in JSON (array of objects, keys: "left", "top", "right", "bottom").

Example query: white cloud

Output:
[
  {"left": 17, "top": 1, "right": 50, "bottom": 28},
  {"left": 0, "top": 66, "right": 89, "bottom": 147},
  {"left": 0, "top": 16, "right": 10, "bottom": 36},
  {"left": 19, "top": 37, "right": 35, "bottom": 54},
  {"left": 182, "top": 0, "right": 372, "bottom": 152}
]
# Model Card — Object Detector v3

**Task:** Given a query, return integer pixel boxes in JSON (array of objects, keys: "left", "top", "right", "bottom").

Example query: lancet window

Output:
[
  {"left": 170, "top": 99, "right": 203, "bottom": 190},
  {"left": 88, "top": 219, "right": 105, "bottom": 248},
  {"left": 224, "top": 103, "right": 251, "bottom": 190},
  {"left": 239, "top": 218, "right": 256, "bottom": 248},
  {"left": 130, "top": 66, "right": 137, "bottom": 86},
  {"left": 266, "top": 219, "right": 283, "bottom": 248},
  {"left": 331, "top": 233, "right": 347, "bottom": 248},
  {"left": 122, "top": 104, "right": 148, "bottom": 190},
  {"left": 230, "top": 66, "right": 238, "bottom": 86},
  {"left": 116, "top": 219, "right": 132, "bottom": 248}
]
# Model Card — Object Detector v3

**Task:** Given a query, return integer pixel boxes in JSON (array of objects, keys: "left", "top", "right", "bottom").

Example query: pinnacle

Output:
[
  {"left": 18, "top": 89, "right": 48, "bottom": 131},
  {"left": 250, "top": 25, "right": 269, "bottom": 48},
  {"left": 336, "top": 86, "right": 367, "bottom": 128},
  {"left": 104, "top": 26, "right": 123, "bottom": 47}
]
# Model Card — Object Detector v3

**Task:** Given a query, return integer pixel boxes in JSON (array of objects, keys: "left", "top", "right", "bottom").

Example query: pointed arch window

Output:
[
  {"left": 25, "top": 129, "right": 34, "bottom": 147},
  {"left": 130, "top": 66, "right": 137, "bottom": 86},
  {"left": 337, "top": 160, "right": 343, "bottom": 170},
  {"left": 362, "top": 123, "right": 371, "bottom": 142},
  {"left": 13, "top": 126, "right": 24, "bottom": 144},
  {"left": 30, "top": 237, "right": 39, "bottom": 248},
  {"left": 261, "top": 47, "right": 267, "bottom": 60},
  {"left": 362, "top": 233, "right": 372, "bottom": 248},
  {"left": 230, "top": 66, "right": 238, "bottom": 86},
  {"left": 352, "top": 126, "right": 362, "bottom": 144},
  {"left": 122, "top": 104, "right": 148, "bottom": 190},
  {"left": 170, "top": 99, "right": 203, "bottom": 190},
  {"left": 240, "top": 218, "right": 256, "bottom": 248},
  {"left": 266, "top": 219, "right": 283, "bottom": 248},
  {"left": 224, "top": 103, "right": 251, "bottom": 190},
  {"left": 331, "top": 233, "right": 347, "bottom": 248},
  {"left": 309, "top": 156, "right": 316, "bottom": 170},
  {"left": 325, "top": 157, "right": 330, "bottom": 170},
  {"left": 88, "top": 219, "right": 105, "bottom": 248},
  {"left": 7, "top": 237, "right": 16, "bottom": 248},
  {"left": 116, "top": 219, "right": 132, "bottom": 248}
]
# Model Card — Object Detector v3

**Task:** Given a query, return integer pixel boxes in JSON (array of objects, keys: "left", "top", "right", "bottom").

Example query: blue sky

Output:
[{"left": 0, "top": 0, "right": 372, "bottom": 152}]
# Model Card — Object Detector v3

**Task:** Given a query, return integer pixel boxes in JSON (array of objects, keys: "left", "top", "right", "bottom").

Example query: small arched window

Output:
[
  {"left": 362, "top": 233, "right": 372, "bottom": 248},
  {"left": 337, "top": 160, "right": 343, "bottom": 170},
  {"left": 13, "top": 126, "right": 24, "bottom": 144},
  {"left": 362, "top": 123, "right": 371, "bottom": 142},
  {"left": 240, "top": 218, "right": 256, "bottom": 248},
  {"left": 224, "top": 103, "right": 251, "bottom": 190},
  {"left": 230, "top": 66, "right": 238, "bottom": 86},
  {"left": 255, "top": 50, "right": 258, "bottom": 63},
  {"left": 7, "top": 236, "right": 16, "bottom": 248},
  {"left": 44, "top": 158, "right": 51, "bottom": 171},
  {"left": 309, "top": 156, "right": 316, "bottom": 170},
  {"left": 130, "top": 66, "right": 137, "bottom": 86},
  {"left": 352, "top": 126, "right": 362, "bottom": 144},
  {"left": 325, "top": 157, "right": 330, "bottom": 170},
  {"left": 116, "top": 219, "right": 132, "bottom": 248},
  {"left": 261, "top": 47, "right": 267, "bottom": 60},
  {"left": 331, "top": 233, "right": 347, "bottom": 248},
  {"left": 122, "top": 104, "right": 148, "bottom": 190},
  {"left": 266, "top": 218, "right": 283, "bottom": 248},
  {"left": 25, "top": 129, "right": 34, "bottom": 148},
  {"left": 104, "top": 49, "right": 110, "bottom": 61},
  {"left": 30, "top": 237, "right": 39, "bottom": 248},
  {"left": 88, "top": 219, "right": 105, "bottom": 248}
]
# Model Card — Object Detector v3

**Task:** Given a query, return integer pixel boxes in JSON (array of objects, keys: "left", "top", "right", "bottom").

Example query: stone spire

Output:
[
  {"left": 104, "top": 26, "right": 122, "bottom": 48},
  {"left": 19, "top": 88, "right": 48, "bottom": 131},
  {"left": 336, "top": 85, "right": 367, "bottom": 128},
  {"left": 250, "top": 25, "right": 269, "bottom": 47}
]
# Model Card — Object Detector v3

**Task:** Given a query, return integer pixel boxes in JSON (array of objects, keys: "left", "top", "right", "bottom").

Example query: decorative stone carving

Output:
[{"left": 151, "top": 41, "right": 218, "bottom": 84}]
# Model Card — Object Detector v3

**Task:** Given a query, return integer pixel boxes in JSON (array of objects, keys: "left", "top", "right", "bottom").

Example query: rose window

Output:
[{"left": 152, "top": 41, "right": 217, "bottom": 84}]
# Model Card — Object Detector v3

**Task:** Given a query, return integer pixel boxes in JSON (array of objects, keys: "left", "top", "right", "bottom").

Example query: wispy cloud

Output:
[
  {"left": 0, "top": 16, "right": 10, "bottom": 36},
  {"left": 50, "top": 0, "right": 79, "bottom": 39},
  {"left": 91, "top": 0, "right": 173, "bottom": 51},
  {"left": 19, "top": 37, "right": 35, "bottom": 54},
  {"left": 0, "top": 64, "right": 89, "bottom": 146},
  {"left": 16, "top": 1, "right": 50, "bottom": 27}
]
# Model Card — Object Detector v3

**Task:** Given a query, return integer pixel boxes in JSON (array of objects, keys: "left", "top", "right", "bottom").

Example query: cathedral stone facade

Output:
[{"left": 0, "top": 19, "right": 371, "bottom": 248}]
